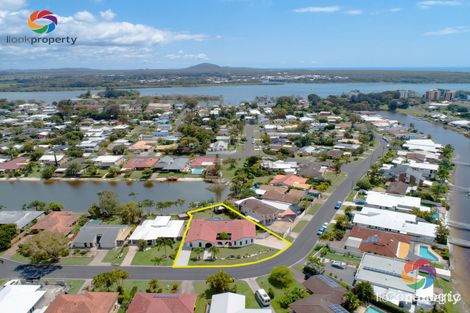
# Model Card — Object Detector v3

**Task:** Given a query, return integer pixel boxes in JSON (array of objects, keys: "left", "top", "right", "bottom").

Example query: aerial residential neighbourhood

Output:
[{"left": 1, "top": 1, "right": 470, "bottom": 313}]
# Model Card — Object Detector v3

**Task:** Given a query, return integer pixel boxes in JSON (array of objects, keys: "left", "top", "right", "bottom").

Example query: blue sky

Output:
[{"left": 1, "top": 0, "right": 470, "bottom": 69}]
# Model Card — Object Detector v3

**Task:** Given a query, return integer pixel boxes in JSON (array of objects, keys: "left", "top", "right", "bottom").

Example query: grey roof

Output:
[
  {"left": 156, "top": 156, "right": 189, "bottom": 171},
  {"left": 0, "top": 211, "right": 44, "bottom": 229},
  {"left": 72, "top": 223, "right": 128, "bottom": 248}
]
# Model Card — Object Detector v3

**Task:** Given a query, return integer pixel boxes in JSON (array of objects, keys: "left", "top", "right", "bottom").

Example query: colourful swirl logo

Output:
[
  {"left": 28, "top": 10, "right": 58, "bottom": 34},
  {"left": 401, "top": 258, "right": 436, "bottom": 290}
]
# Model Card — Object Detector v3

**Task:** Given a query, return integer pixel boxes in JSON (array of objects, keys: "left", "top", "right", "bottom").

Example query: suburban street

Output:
[{"left": 0, "top": 138, "right": 386, "bottom": 281}]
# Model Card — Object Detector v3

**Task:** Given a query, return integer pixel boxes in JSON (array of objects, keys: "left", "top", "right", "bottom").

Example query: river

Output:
[
  {"left": 0, "top": 180, "right": 228, "bottom": 213},
  {"left": 2, "top": 82, "right": 470, "bottom": 104},
  {"left": 380, "top": 111, "right": 470, "bottom": 308}
]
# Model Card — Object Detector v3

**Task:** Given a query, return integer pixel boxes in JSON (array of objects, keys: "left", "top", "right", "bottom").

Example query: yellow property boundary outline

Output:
[{"left": 173, "top": 203, "right": 292, "bottom": 268}]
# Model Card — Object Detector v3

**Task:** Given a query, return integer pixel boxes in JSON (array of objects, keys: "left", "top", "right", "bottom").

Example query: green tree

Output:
[
  {"left": 193, "top": 247, "right": 205, "bottom": 260},
  {"left": 342, "top": 291, "right": 360, "bottom": 311},
  {"left": 17, "top": 231, "right": 69, "bottom": 263},
  {"left": 137, "top": 240, "right": 147, "bottom": 251},
  {"left": 155, "top": 238, "right": 174, "bottom": 258},
  {"left": 65, "top": 162, "right": 81, "bottom": 177},
  {"left": 278, "top": 287, "right": 309, "bottom": 309},
  {"left": 47, "top": 202, "right": 64, "bottom": 212},
  {"left": 118, "top": 202, "right": 143, "bottom": 224},
  {"left": 206, "top": 271, "right": 236, "bottom": 294},
  {"left": 41, "top": 166, "right": 56, "bottom": 179},
  {"left": 24, "top": 200, "right": 47, "bottom": 211},
  {"left": 269, "top": 266, "right": 294, "bottom": 288},
  {"left": 208, "top": 245, "right": 220, "bottom": 260},
  {"left": 435, "top": 221, "right": 449, "bottom": 245},
  {"left": 352, "top": 281, "right": 375, "bottom": 302},
  {"left": 146, "top": 279, "right": 161, "bottom": 293},
  {"left": 95, "top": 190, "right": 120, "bottom": 217},
  {"left": 0, "top": 224, "right": 17, "bottom": 251}
]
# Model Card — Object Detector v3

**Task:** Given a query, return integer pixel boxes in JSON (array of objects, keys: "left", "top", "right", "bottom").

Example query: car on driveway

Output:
[
  {"left": 322, "top": 222, "right": 329, "bottom": 228},
  {"left": 331, "top": 260, "right": 347, "bottom": 269},
  {"left": 255, "top": 289, "right": 271, "bottom": 307},
  {"left": 334, "top": 201, "right": 342, "bottom": 209}
]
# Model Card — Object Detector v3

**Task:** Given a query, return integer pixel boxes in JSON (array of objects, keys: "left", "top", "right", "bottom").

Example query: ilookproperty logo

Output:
[
  {"left": 4, "top": 10, "right": 77, "bottom": 46},
  {"left": 401, "top": 258, "right": 436, "bottom": 290},
  {"left": 28, "top": 10, "right": 58, "bottom": 34}
]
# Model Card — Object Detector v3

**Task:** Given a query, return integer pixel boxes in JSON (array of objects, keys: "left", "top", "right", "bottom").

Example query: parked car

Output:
[
  {"left": 255, "top": 289, "right": 271, "bottom": 307},
  {"left": 334, "top": 201, "right": 342, "bottom": 210},
  {"left": 322, "top": 222, "right": 329, "bottom": 228},
  {"left": 331, "top": 260, "right": 347, "bottom": 269},
  {"left": 316, "top": 226, "right": 326, "bottom": 236}
]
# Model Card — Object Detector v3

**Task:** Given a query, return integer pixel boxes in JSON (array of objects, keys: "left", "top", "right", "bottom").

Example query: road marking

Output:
[{"left": 173, "top": 202, "right": 292, "bottom": 268}]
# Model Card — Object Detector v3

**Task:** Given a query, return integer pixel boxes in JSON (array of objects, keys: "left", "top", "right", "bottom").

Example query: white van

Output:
[{"left": 255, "top": 288, "right": 271, "bottom": 307}]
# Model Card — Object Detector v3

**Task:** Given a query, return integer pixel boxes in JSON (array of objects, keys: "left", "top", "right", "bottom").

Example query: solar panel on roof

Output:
[
  {"left": 328, "top": 304, "right": 349, "bottom": 313},
  {"left": 318, "top": 274, "right": 340, "bottom": 288}
]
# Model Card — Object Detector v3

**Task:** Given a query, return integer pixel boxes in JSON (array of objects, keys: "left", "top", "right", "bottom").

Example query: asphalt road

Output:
[
  {"left": 233, "top": 123, "right": 256, "bottom": 159},
  {"left": 0, "top": 138, "right": 386, "bottom": 281}
]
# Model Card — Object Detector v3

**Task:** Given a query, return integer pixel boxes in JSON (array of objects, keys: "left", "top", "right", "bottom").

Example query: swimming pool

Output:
[
  {"left": 419, "top": 245, "right": 439, "bottom": 262},
  {"left": 365, "top": 306, "right": 385, "bottom": 313},
  {"left": 191, "top": 168, "right": 204, "bottom": 175}
]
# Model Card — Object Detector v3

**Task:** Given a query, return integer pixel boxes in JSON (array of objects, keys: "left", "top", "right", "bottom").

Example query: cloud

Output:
[
  {"left": 0, "top": 5, "right": 209, "bottom": 68},
  {"left": 166, "top": 50, "right": 209, "bottom": 60},
  {"left": 100, "top": 9, "right": 115, "bottom": 21},
  {"left": 417, "top": 1, "right": 461, "bottom": 9},
  {"left": 371, "top": 7, "right": 402, "bottom": 15},
  {"left": 0, "top": 0, "right": 26, "bottom": 10},
  {"left": 345, "top": 9, "right": 363, "bottom": 15},
  {"left": 293, "top": 6, "right": 341, "bottom": 13},
  {"left": 424, "top": 26, "right": 469, "bottom": 35}
]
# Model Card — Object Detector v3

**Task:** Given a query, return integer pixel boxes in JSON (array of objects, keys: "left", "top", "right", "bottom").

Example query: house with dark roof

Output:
[
  {"left": 155, "top": 156, "right": 189, "bottom": 172},
  {"left": 45, "top": 292, "right": 118, "bottom": 313},
  {"left": 126, "top": 293, "right": 196, "bottom": 313},
  {"left": 290, "top": 275, "right": 347, "bottom": 313},
  {"left": 387, "top": 181, "right": 409, "bottom": 195},
  {"left": 184, "top": 219, "right": 256, "bottom": 249},
  {"left": 236, "top": 198, "right": 281, "bottom": 225},
  {"left": 0, "top": 210, "right": 44, "bottom": 229},
  {"left": 345, "top": 226, "right": 411, "bottom": 259},
  {"left": 71, "top": 222, "right": 131, "bottom": 249}
]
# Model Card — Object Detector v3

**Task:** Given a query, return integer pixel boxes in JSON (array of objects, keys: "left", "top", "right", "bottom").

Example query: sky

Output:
[{"left": 0, "top": 0, "right": 470, "bottom": 69}]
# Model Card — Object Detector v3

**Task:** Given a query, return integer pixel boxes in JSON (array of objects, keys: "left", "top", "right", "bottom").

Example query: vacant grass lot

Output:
[
  {"left": 189, "top": 244, "right": 277, "bottom": 266},
  {"left": 292, "top": 220, "right": 308, "bottom": 233}
]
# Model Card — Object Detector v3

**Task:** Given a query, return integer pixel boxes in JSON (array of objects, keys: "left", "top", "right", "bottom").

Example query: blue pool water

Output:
[
  {"left": 191, "top": 168, "right": 204, "bottom": 175},
  {"left": 365, "top": 306, "right": 385, "bottom": 313},
  {"left": 419, "top": 246, "right": 439, "bottom": 262}
]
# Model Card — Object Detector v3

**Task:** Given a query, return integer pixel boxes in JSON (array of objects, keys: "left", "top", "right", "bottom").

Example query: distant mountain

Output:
[{"left": 180, "top": 63, "right": 262, "bottom": 74}]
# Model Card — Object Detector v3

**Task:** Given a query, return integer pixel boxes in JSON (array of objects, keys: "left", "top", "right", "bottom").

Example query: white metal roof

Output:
[
  {"left": 209, "top": 292, "right": 272, "bottom": 313},
  {"left": 353, "top": 207, "right": 436, "bottom": 239},
  {"left": 129, "top": 217, "right": 184, "bottom": 241},
  {"left": 365, "top": 191, "right": 421, "bottom": 210},
  {"left": 0, "top": 285, "right": 46, "bottom": 313}
]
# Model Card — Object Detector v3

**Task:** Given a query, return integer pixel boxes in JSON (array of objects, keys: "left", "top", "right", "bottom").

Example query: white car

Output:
[
  {"left": 331, "top": 260, "right": 347, "bottom": 269},
  {"left": 322, "top": 222, "right": 329, "bottom": 228},
  {"left": 255, "top": 289, "right": 271, "bottom": 307}
]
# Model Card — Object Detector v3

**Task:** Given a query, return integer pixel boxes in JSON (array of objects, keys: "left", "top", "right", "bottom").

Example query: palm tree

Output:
[
  {"left": 155, "top": 238, "right": 174, "bottom": 258},
  {"left": 208, "top": 246, "right": 220, "bottom": 260},
  {"left": 193, "top": 247, "right": 205, "bottom": 260}
]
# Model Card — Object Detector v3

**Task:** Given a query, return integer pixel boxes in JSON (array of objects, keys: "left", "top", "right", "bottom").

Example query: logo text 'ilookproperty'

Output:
[{"left": 3, "top": 10, "right": 77, "bottom": 46}]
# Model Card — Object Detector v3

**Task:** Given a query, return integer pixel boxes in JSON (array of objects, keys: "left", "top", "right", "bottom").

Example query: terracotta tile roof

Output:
[
  {"left": 350, "top": 226, "right": 411, "bottom": 258},
  {"left": 0, "top": 157, "right": 29, "bottom": 171},
  {"left": 185, "top": 219, "right": 256, "bottom": 244},
  {"left": 270, "top": 174, "right": 308, "bottom": 188},
  {"left": 128, "top": 141, "right": 157, "bottom": 151},
  {"left": 45, "top": 292, "right": 118, "bottom": 313},
  {"left": 31, "top": 211, "right": 80, "bottom": 235},
  {"left": 127, "top": 293, "right": 196, "bottom": 313},
  {"left": 189, "top": 156, "right": 216, "bottom": 168},
  {"left": 124, "top": 157, "right": 159, "bottom": 170}
]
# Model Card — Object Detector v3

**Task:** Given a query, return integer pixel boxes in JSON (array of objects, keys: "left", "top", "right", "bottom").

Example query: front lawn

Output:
[
  {"left": 292, "top": 220, "right": 308, "bottom": 233},
  {"left": 10, "top": 253, "right": 30, "bottom": 263},
  {"left": 103, "top": 247, "right": 129, "bottom": 265},
  {"left": 46, "top": 279, "right": 85, "bottom": 294},
  {"left": 307, "top": 203, "right": 321, "bottom": 215},
  {"left": 131, "top": 241, "right": 180, "bottom": 266},
  {"left": 189, "top": 244, "right": 278, "bottom": 266},
  {"left": 59, "top": 256, "right": 93, "bottom": 265},
  {"left": 256, "top": 275, "right": 306, "bottom": 313}
]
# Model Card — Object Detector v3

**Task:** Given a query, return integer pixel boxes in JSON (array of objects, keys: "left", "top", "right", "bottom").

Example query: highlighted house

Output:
[{"left": 184, "top": 219, "right": 256, "bottom": 249}]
